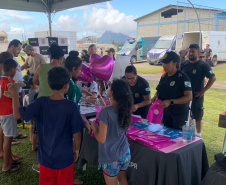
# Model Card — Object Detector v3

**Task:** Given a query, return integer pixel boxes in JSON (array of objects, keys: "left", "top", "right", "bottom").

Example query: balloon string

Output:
[
  {"left": 97, "top": 90, "right": 106, "bottom": 106},
  {"left": 103, "top": 82, "right": 111, "bottom": 104}
]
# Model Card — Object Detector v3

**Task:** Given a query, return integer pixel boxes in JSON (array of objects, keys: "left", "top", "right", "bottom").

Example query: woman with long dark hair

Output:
[
  {"left": 153, "top": 51, "right": 192, "bottom": 130},
  {"left": 91, "top": 79, "right": 133, "bottom": 185}
]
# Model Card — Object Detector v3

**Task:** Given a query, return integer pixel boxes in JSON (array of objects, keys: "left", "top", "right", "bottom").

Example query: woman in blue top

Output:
[{"left": 91, "top": 79, "right": 133, "bottom": 185}]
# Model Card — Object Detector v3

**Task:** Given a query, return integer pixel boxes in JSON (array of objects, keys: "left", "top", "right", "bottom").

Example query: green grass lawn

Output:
[
  {"left": 136, "top": 64, "right": 226, "bottom": 82},
  {"left": 136, "top": 66, "right": 163, "bottom": 74},
  {"left": 213, "top": 67, "right": 226, "bottom": 81}
]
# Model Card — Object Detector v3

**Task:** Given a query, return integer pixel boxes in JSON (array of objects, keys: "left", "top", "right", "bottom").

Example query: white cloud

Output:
[
  {"left": 0, "top": 10, "right": 33, "bottom": 20},
  {"left": 83, "top": 2, "right": 137, "bottom": 37},
  {"left": 52, "top": 15, "right": 81, "bottom": 32}
]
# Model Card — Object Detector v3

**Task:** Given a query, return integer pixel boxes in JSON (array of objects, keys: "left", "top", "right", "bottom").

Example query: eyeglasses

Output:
[{"left": 200, "top": 56, "right": 205, "bottom": 58}]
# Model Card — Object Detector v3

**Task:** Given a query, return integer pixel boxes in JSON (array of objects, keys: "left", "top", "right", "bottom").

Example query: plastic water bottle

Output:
[
  {"left": 182, "top": 124, "right": 193, "bottom": 142},
  {"left": 190, "top": 119, "right": 196, "bottom": 140}
]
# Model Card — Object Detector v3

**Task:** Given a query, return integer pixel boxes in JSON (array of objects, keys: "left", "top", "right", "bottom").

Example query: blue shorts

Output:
[{"left": 98, "top": 148, "right": 131, "bottom": 177}]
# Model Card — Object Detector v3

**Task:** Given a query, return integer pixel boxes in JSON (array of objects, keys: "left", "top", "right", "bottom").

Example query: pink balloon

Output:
[
  {"left": 89, "top": 54, "right": 102, "bottom": 64},
  {"left": 89, "top": 55, "right": 114, "bottom": 82},
  {"left": 77, "top": 64, "right": 93, "bottom": 83}
]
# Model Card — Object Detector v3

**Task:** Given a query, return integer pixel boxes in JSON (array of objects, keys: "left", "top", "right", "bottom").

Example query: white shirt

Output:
[
  {"left": 77, "top": 81, "right": 98, "bottom": 98},
  {"left": 13, "top": 57, "right": 23, "bottom": 92}
]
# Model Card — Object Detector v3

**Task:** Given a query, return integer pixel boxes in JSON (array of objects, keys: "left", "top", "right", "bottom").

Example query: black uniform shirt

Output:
[
  {"left": 128, "top": 76, "right": 151, "bottom": 118},
  {"left": 130, "top": 76, "right": 150, "bottom": 104},
  {"left": 181, "top": 60, "right": 215, "bottom": 94},
  {"left": 156, "top": 70, "right": 192, "bottom": 113}
]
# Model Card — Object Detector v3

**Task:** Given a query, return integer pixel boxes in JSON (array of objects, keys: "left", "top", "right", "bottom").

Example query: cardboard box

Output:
[{"left": 219, "top": 111, "right": 226, "bottom": 128}]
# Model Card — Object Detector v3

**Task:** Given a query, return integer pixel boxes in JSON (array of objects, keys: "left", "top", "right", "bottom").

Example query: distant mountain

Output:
[{"left": 98, "top": 31, "right": 130, "bottom": 44}]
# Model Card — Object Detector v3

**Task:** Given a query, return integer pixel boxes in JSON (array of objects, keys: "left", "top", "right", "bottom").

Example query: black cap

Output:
[
  {"left": 161, "top": 51, "right": 180, "bottom": 64},
  {"left": 106, "top": 48, "right": 115, "bottom": 53}
]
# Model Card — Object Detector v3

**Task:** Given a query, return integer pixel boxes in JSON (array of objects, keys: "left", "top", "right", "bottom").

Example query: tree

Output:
[{"left": 112, "top": 40, "right": 115, "bottom": 45}]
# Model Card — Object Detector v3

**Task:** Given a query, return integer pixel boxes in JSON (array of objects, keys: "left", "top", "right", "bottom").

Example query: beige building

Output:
[
  {"left": 134, "top": 5, "right": 226, "bottom": 38},
  {"left": 0, "top": 31, "right": 8, "bottom": 43}
]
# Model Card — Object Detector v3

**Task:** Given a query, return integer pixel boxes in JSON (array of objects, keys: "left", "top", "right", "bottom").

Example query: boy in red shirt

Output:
[{"left": 0, "top": 58, "right": 20, "bottom": 172}]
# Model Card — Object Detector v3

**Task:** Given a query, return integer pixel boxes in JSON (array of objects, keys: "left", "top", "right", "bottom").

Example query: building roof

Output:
[
  {"left": 0, "top": 31, "right": 8, "bottom": 37},
  {"left": 134, "top": 4, "right": 226, "bottom": 22}
]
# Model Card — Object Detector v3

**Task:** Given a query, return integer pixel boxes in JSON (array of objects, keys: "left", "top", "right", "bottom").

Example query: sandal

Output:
[
  {"left": 12, "top": 155, "right": 23, "bottom": 161},
  {"left": 12, "top": 140, "right": 20, "bottom": 145},
  {"left": 12, "top": 160, "right": 21, "bottom": 165},
  {"left": 1, "top": 165, "right": 20, "bottom": 173},
  {"left": 13, "top": 134, "right": 28, "bottom": 139},
  {"left": 73, "top": 179, "right": 83, "bottom": 185}
]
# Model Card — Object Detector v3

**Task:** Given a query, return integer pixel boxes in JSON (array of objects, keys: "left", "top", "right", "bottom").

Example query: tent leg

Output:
[
  {"left": 48, "top": 12, "right": 52, "bottom": 37},
  {"left": 222, "top": 131, "right": 226, "bottom": 154}
]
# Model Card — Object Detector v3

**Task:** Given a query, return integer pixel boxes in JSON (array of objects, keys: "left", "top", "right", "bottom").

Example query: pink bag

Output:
[
  {"left": 91, "top": 119, "right": 99, "bottom": 138},
  {"left": 147, "top": 99, "right": 164, "bottom": 124}
]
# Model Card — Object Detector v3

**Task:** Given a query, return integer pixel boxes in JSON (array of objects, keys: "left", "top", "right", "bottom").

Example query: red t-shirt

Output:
[{"left": 0, "top": 77, "right": 15, "bottom": 116}]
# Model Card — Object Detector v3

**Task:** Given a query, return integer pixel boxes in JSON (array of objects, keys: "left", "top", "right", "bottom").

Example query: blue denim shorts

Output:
[{"left": 98, "top": 148, "right": 131, "bottom": 177}]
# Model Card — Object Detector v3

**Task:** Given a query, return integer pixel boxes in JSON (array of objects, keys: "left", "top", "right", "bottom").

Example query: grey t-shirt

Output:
[
  {"left": 204, "top": 48, "right": 212, "bottom": 58},
  {"left": 97, "top": 106, "right": 129, "bottom": 164},
  {"left": 28, "top": 89, "right": 39, "bottom": 104}
]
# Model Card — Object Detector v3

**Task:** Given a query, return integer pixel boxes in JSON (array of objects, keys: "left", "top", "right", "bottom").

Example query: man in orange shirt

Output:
[{"left": 0, "top": 59, "right": 20, "bottom": 172}]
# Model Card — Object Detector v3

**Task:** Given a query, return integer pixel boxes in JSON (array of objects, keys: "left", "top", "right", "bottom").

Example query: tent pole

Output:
[{"left": 48, "top": 11, "right": 52, "bottom": 37}]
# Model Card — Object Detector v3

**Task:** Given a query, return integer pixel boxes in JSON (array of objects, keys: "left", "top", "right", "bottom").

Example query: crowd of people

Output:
[{"left": 0, "top": 39, "right": 216, "bottom": 185}]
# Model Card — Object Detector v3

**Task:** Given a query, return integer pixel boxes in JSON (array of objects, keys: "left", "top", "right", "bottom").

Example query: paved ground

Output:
[{"left": 134, "top": 61, "right": 226, "bottom": 89}]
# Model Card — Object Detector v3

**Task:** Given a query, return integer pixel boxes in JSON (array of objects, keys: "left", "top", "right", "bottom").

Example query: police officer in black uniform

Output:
[
  {"left": 124, "top": 65, "right": 152, "bottom": 119},
  {"left": 181, "top": 44, "right": 216, "bottom": 137},
  {"left": 153, "top": 51, "right": 192, "bottom": 130}
]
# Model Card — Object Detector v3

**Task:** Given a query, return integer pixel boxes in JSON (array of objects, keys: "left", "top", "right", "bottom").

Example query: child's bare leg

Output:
[
  {"left": 118, "top": 171, "right": 129, "bottom": 185},
  {"left": 30, "top": 124, "right": 33, "bottom": 142},
  {"left": 32, "top": 134, "right": 37, "bottom": 151},
  {"left": 103, "top": 173, "right": 118, "bottom": 185},
  {"left": 0, "top": 126, "right": 4, "bottom": 158},
  {"left": 2, "top": 136, "right": 13, "bottom": 171}
]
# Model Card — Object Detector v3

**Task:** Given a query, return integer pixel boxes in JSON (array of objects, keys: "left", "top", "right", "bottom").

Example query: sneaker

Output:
[{"left": 32, "top": 164, "right": 40, "bottom": 173}]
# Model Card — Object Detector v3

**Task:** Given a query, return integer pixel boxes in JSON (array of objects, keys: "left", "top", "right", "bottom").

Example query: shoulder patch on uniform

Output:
[
  {"left": 184, "top": 81, "right": 191, "bottom": 88},
  {"left": 145, "top": 87, "right": 150, "bottom": 92},
  {"left": 209, "top": 70, "right": 214, "bottom": 75}
]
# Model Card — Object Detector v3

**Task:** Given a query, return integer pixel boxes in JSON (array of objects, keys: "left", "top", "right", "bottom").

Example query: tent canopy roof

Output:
[{"left": 0, "top": 0, "right": 110, "bottom": 13}]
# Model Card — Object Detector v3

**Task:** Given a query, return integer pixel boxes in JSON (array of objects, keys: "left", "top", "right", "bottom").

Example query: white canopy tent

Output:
[{"left": 0, "top": 0, "right": 110, "bottom": 36}]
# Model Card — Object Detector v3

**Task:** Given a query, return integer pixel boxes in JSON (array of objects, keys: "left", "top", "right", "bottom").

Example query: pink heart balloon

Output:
[
  {"left": 89, "top": 54, "right": 102, "bottom": 64},
  {"left": 90, "top": 55, "right": 114, "bottom": 82},
  {"left": 77, "top": 64, "right": 93, "bottom": 83}
]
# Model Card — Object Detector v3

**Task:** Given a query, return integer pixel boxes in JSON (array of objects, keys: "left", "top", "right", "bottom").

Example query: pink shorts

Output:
[{"left": 39, "top": 163, "right": 74, "bottom": 185}]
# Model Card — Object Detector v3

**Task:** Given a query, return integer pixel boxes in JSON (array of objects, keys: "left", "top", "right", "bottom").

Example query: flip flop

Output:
[
  {"left": 73, "top": 179, "right": 83, "bottom": 185},
  {"left": 12, "top": 140, "right": 20, "bottom": 145},
  {"left": 1, "top": 165, "right": 20, "bottom": 173},
  {"left": 13, "top": 134, "right": 28, "bottom": 139},
  {"left": 12, "top": 160, "right": 21, "bottom": 165},
  {"left": 12, "top": 155, "right": 23, "bottom": 161}
]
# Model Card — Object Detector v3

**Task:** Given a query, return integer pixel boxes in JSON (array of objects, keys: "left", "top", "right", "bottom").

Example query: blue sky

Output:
[{"left": 0, "top": 0, "right": 225, "bottom": 41}]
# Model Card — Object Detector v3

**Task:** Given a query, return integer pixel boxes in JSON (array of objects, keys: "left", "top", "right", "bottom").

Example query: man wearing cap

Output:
[
  {"left": 21, "top": 45, "right": 46, "bottom": 75},
  {"left": 153, "top": 51, "right": 192, "bottom": 130},
  {"left": 181, "top": 44, "right": 216, "bottom": 137}
]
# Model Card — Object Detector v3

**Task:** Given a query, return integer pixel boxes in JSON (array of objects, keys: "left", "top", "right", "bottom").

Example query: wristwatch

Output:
[{"left": 170, "top": 99, "right": 174, "bottom": 106}]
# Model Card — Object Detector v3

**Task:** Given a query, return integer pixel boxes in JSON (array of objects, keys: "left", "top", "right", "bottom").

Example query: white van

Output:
[
  {"left": 182, "top": 31, "right": 226, "bottom": 66},
  {"left": 117, "top": 37, "right": 159, "bottom": 64},
  {"left": 147, "top": 34, "right": 183, "bottom": 65}
]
